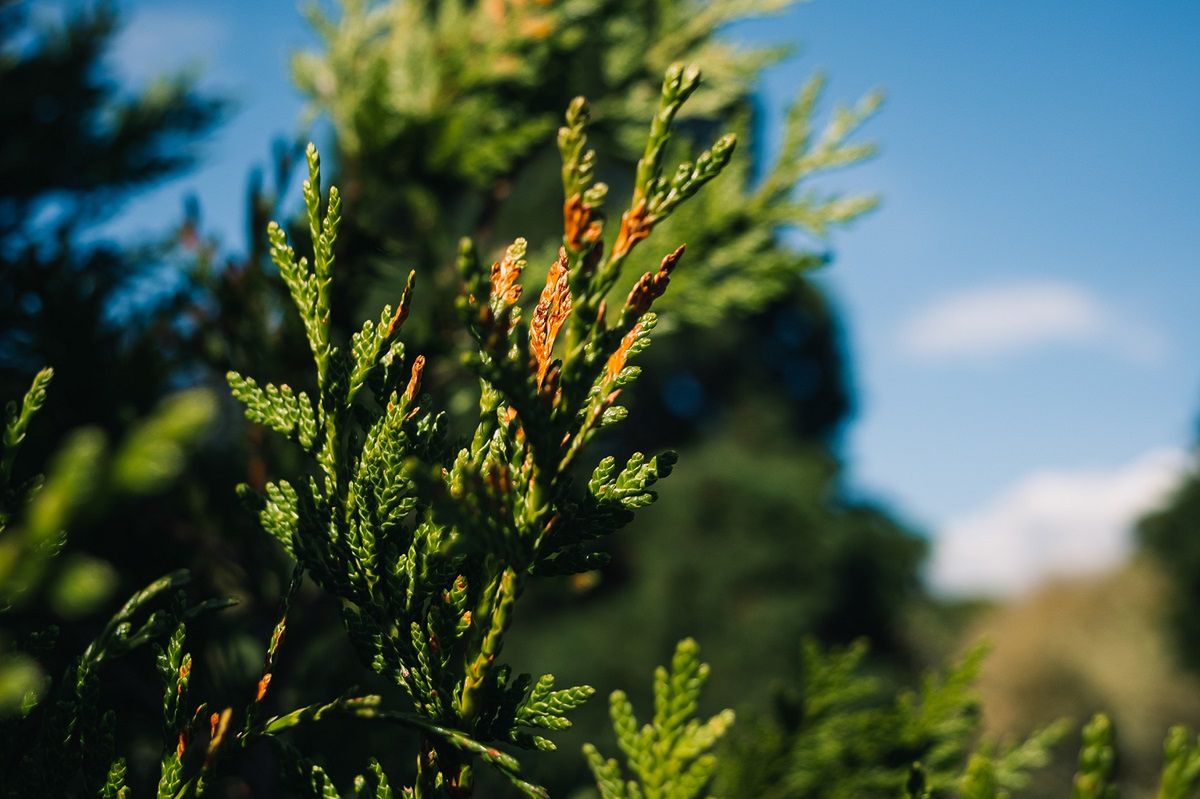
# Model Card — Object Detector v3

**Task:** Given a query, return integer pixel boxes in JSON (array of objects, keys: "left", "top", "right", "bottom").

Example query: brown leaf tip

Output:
[
  {"left": 405, "top": 355, "right": 426, "bottom": 402},
  {"left": 612, "top": 199, "right": 652, "bottom": 258},
  {"left": 606, "top": 324, "right": 641, "bottom": 383},
  {"left": 490, "top": 238, "right": 527, "bottom": 308},
  {"left": 564, "top": 194, "right": 603, "bottom": 251},
  {"left": 255, "top": 673, "right": 273, "bottom": 703},
  {"left": 625, "top": 243, "right": 685, "bottom": 318},
  {"left": 388, "top": 270, "right": 417, "bottom": 334},
  {"left": 530, "top": 248, "right": 573, "bottom": 384}
]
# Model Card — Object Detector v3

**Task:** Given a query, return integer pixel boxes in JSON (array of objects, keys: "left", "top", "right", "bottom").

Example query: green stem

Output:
[{"left": 458, "top": 567, "right": 519, "bottom": 725}]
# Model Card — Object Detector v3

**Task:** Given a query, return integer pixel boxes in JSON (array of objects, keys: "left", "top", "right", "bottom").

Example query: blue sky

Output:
[{"left": 101, "top": 0, "right": 1200, "bottom": 595}]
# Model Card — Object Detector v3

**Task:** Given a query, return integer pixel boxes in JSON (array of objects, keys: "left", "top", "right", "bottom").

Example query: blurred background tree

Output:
[
  {"left": 0, "top": 0, "right": 222, "bottom": 423},
  {"left": 1138, "top": 436, "right": 1200, "bottom": 667},
  {"left": 0, "top": 4, "right": 301, "bottom": 791}
]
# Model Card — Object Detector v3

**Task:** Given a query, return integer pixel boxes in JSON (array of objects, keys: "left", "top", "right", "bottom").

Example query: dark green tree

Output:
[
  {"left": 0, "top": 5, "right": 272, "bottom": 788},
  {"left": 0, "top": 0, "right": 224, "bottom": 412},
  {"left": 1138, "top": 438, "right": 1200, "bottom": 667}
]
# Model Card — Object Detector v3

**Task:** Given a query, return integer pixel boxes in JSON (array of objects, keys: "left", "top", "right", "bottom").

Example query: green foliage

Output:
[
  {"left": 1073, "top": 714, "right": 1117, "bottom": 799},
  {"left": 229, "top": 66, "right": 736, "bottom": 797},
  {"left": 57, "top": 7, "right": 912, "bottom": 792},
  {"left": 0, "top": 366, "right": 51, "bottom": 490},
  {"left": 13, "top": 5, "right": 1197, "bottom": 799},
  {"left": 645, "top": 71, "right": 881, "bottom": 327},
  {"left": 0, "top": 375, "right": 217, "bottom": 610},
  {"left": 1138, "top": 452, "right": 1200, "bottom": 667},
  {"left": 0, "top": 15, "right": 239, "bottom": 783},
  {"left": 713, "top": 641, "right": 1200, "bottom": 799},
  {"left": 0, "top": 371, "right": 240, "bottom": 797},
  {"left": 0, "top": 1, "right": 224, "bottom": 243},
  {"left": 3, "top": 568, "right": 226, "bottom": 797},
  {"left": 1064, "top": 715, "right": 1200, "bottom": 799},
  {"left": 584, "top": 638, "right": 734, "bottom": 799},
  {"left": 285, "top": 16, "right": 916, "bottom": 786},
  {"left": 101, "top": 756, "right": 129, "bottom": 799},
  {"left": 0, "top": 0, "right": 225, "bottom": 427},
  {"left": 155, "top": 621, "right": 191, "bottom": 799},
  {"left": 1157, "top": 725, "right": 1200, "bottom": 799},
  {"left": 292, "top": 0, "right": 880, "bottom": 330},
  {"left": 714, "top": 640, "right": 1069, "bottom": 799}
]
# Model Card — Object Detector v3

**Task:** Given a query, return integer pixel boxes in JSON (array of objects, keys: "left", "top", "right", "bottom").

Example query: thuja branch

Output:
[
  {"left": 259, "top": 696, "right": 544, "bottom": 797},
  {"left": 229, "top": 63, "right": 734, "bottom": 796}
]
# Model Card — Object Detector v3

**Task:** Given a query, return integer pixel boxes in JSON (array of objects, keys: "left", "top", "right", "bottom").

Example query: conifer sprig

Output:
[
  {"left": 1073, "top": 714, "right": 1117, "bottom": 799},
  {"left": 0, "top": 372, "right": 236, "bottom": 797},
  {"left": 584, "top": 638, "right": 735, "bottom": 799},
  {"left": 0, "top": 378, "right": 216, "bottom": 611},
  {"left": 0, "top": 366, "right": 52, "bottom": 491},
  {"left": 1157, "top": 725, "right": 1200, "bottom": 799},
  {"left": 230, "top": 65, "right": 735, "bottom": 797}
]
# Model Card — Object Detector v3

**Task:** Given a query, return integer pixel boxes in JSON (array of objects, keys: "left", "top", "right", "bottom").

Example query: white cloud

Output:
[
  {"left": 899, "top": 281, "right": 1165, "bottom": 364},
  {"left": 928, "top": 448, "right": 1193, "bottom": 597},
  {"left": 111, "top": 7, "right": 228, "bottom": 82}
]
